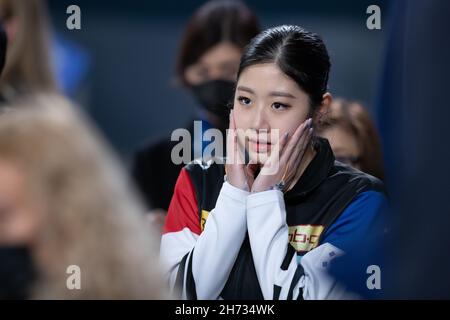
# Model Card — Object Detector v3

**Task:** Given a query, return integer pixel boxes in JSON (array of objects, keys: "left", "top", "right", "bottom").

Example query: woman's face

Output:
[
  {"left": 184, "top": 41, "right": 242, "bottom": 85},
  {"left": 320, "top": 125, "right": 361, "bottom": 169},
  {"left": 233, "top": 63, "right": 312, "bottom": 164},
  {"left": 0, "top": 159, "right": 42, "bottom": 246}
]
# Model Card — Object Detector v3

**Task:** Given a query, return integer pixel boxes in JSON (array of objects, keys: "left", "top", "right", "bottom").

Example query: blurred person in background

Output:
[
  {"left": 0, "top": 0, "right": 57, "bottom": 102},
  {"left": 316, "top": 98, "right": 384, "bottom": 180},
  {"left": 0, "top": 94, "right": 168, "bottom": 299},
  {"left": 132, "top": 0, "right": 260, "bottom": 229}
]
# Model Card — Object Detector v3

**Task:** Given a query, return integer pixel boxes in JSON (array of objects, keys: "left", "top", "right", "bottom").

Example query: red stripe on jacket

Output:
[{"left": 163, "top": 167, "right": 201, "bottom": 235}]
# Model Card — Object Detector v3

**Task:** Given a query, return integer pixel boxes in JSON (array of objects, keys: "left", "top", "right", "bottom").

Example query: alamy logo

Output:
[
  {"left": 366, "top": 265, "right": 381, "bottom": 290},
  {"left": 66, "top": 265, "right": 81, "bottom": 290},
  {"left": 366, "top": 5, "right": 381, "bottom": 30},
  {"left": 66, "top": 5, "right": 81, "bottom": 30}
]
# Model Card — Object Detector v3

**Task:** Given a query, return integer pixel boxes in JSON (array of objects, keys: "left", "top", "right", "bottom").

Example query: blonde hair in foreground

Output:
[{"left": 0, "top": 94, "right": 168, "bottom": 299}]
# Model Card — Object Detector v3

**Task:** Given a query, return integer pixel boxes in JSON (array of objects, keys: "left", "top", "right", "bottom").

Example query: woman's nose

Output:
[{"left": 251, "top": 106, "right": 270, "bottom": 131}]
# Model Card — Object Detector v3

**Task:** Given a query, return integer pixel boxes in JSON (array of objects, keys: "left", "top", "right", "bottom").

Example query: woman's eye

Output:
[
  {"left": 271, "top": 102, "right": 289, "bottom": 110},
  {"left": 238, "top": 96, "right": 252, "bottom": 106}
]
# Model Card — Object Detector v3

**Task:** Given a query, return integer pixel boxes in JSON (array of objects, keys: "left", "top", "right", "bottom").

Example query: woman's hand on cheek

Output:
[
  {"left": 250, "top": 118, "right": 313, "bottom": 193},
  {"left": 225, "top": 110, "right": 253, "bottom": 191}
]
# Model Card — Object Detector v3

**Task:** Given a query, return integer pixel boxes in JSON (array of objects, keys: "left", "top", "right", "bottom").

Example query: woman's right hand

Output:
[{"left": 225, "top": 110, "right": 254, "bottom": 191}]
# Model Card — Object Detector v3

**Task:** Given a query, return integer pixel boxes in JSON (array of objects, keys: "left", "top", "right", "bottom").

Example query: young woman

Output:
[{"left": 161, "top": 25, "right": 388, "bottom": 300}]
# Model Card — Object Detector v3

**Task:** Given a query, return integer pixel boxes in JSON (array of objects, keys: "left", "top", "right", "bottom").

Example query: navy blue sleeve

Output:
[
  {"left": 320, "top": 190, "right": 390, "bottom": 298},
  {"left": 321, "top": 190, "right": 388, "bottom": 252}
]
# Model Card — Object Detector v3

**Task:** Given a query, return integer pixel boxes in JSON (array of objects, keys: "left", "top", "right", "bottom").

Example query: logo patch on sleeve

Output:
[{"left": 288, "top": 225, "right": 324, "bottom": 253}]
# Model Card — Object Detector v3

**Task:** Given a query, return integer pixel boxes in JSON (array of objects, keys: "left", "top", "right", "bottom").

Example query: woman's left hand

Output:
[{"left": 251, "top": 118, "right": 313, "bottom": 193}]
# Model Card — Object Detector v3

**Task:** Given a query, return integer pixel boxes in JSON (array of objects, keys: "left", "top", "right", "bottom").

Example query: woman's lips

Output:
[{"left": 249, "top": 139, "right": 272, "bottom": 153}]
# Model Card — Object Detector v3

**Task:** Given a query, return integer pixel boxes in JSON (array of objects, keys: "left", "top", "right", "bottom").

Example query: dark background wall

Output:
[{"left": 47, "top": 0, "right": 388, "bottom": 162}]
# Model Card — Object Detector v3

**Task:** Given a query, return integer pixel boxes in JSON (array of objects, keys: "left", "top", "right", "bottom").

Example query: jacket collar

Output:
[{"left": 285, "top": 137, "right": 335, "bottom": 201}]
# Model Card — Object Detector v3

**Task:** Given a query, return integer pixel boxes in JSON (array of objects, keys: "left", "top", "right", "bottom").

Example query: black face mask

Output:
[
  {"left": 0, "top": 246, "right": 36, "bottom": 299},
  {"left": 191, "top": 79, "right": 235, "bottom": 120}
]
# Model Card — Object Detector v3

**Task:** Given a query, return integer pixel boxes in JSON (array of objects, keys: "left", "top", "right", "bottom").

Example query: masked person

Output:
[{"left": 132, "top": 0, "right": 260, "bottom": 225}]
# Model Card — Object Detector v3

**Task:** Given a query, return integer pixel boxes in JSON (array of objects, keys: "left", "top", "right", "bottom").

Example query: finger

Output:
[
  {"left": 233, "top": 111, "right": 248, "bottom": 165},
  {"left": 227, "top": 110, "right": 246, "bottom": 166},
  {"left": 226, "top": 110, "right": 237, "bottom": 164},
  {"left": 294, "top": 125, "right": 313, "bottom": 155},
  {"left": 278, "top": 121, "right": 312, "bottom": 182},
  {"left": 286, "top": 127, "right": 313, "bottom": 177},
  {"left": 278, "top": 131, "right": 290, "bottom": 154},
  {"left": 291, "top": 126, "right": 313, "bottom": 163},
  {"left": 282, "top": 137, "right": 311, "bottom": 188},
  {"left": 279, "top": 118, "right": 311, "bottom": 166}
]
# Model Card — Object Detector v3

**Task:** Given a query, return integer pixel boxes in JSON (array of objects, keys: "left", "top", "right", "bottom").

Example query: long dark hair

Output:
[{"left": 238, "top": 25, "right": 331, "bottom": 112}]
